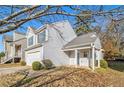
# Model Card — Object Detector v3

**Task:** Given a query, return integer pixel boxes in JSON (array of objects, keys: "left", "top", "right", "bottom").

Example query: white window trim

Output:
[
  {"left": 27, "top": 36, "right": 34, "bottom": 47},
  {"left": 45, "top": 29, "right": 48, "bottom": 41},
  {"left": 37, "top": 30, "right": 48, "bottom": 44}
]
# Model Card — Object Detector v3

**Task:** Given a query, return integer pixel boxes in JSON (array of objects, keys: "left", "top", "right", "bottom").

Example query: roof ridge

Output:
[{"left": 29, "top": 20, "right": 69, "bottom": 34}]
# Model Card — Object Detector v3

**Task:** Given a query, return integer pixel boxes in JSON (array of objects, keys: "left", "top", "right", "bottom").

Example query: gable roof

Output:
[
  {"left": 27, "top": 20, "right": 70, "bottom": 35},
  {"left": 27, "top": 26, "right": 46, "bottom": 35},
  {"left": 27, "top": 27, "right": 36, "bottom": 34},
  {"left": 35, "top": 25, "right": 46, "bottom": 34},
  {"left": 63, "top": 32, "right": 97, "bottom": 49}
]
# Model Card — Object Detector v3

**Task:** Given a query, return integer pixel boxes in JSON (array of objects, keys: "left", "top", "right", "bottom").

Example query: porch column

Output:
[
  {"left": 75, "top": 49, "right": 78, "bottom": 67},
  {"left": 12, "top": 43, "right": 15, "bottom": 63},
  {"left": 98, "top": 51, "right": 100, "bottom": 68},
  {"left": 92, "top": 44, "right": 95, "bottom": 70}
]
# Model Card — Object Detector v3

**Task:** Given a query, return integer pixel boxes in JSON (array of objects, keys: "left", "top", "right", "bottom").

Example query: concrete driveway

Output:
[{"left": 0, "top": 66, "right": 30, "bottom": 75}]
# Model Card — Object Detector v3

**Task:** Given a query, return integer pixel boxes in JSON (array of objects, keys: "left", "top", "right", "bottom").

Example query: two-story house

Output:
[
  {"left": 25, "top": 20, "right": 103, "bottom": 70},
  {"left": 3, "top": 20, "right": 103, "bottom": 70},
  {"left": 2, "top": 31, "right": 27, "bottom": 63}
]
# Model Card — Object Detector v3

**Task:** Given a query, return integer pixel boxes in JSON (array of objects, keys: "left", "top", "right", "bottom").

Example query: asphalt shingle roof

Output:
[{"left": 63, "top": 32, "right": 97, "bottom": 49}]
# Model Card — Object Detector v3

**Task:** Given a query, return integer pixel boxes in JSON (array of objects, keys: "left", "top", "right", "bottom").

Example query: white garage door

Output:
[{"left": 26, "top": 51, "right": 41, "bottom": 66}]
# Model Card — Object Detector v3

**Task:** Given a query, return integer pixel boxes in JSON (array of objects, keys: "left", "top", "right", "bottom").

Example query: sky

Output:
[{"left": 0, "top": 5, "right": 121, "bottom": 52}]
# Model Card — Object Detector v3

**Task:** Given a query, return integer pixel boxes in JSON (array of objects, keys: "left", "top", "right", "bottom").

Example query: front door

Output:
[
  {"left": 79, "top": 51, "right": 89, "bottom": 67},
  {"left": 15, "top": 45, "right": 21, "bottom": 57}
]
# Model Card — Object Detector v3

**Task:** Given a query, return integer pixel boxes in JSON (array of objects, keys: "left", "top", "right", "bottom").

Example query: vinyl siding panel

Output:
[{"left": 44, "top": 21, "right": 76, "bottom": 66}]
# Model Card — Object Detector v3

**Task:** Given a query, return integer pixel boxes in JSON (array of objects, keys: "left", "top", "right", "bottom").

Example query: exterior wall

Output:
[
  {"left": 13, "top": 32, "right": 27, "bottom": 60},
  {"left": 44, "top": 20, "right": 77, "bottom": 66},
  {"left": 14, "top": 38, "right": 27, "bottom": 60},
  {"left": 94, "top": 37, "right": 102, "bottom": 49},
  {"left": 14, "top": 32, "right": 25, "bottom": 41},
  {"left": 94, "top": 37, "right": 103, "bottom": 60},
  {"left": 5, "top": 42, "right": 13, "bottom": 59},
  {"left": 50, "top": 20, "right": 77, "bottom": 44}
]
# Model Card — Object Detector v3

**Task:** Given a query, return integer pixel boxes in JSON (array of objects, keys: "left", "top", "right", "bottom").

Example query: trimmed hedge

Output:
[
  {"left": 20, "top": 60, "right": 26, "bottom": 66},
  {"left": 32, "top": 61, "right": 43, "bottom": 71},
  {"left": 100, "top": 59, "right": 108, "bottom": 69},
  {"left": 42, "top": 59, "right": 54, "bottom": 69}
]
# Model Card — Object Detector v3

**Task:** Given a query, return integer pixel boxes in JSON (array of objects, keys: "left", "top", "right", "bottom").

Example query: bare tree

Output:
[
  {"left": 1, "top": 5, "right": 124, "bottom": 57},
  {"left": 1, "top": 5, "right": 124, "bottom": 34}
]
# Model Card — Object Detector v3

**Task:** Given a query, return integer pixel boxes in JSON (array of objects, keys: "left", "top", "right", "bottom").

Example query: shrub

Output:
[
  {"left": 100, "top": 59, "right": 108, "bottom": 69},
  {"left": 20, "top": 60, "right": 26, "bottom": 66},
  {"left": 32, "top": 61, "right": 43, "bottom": 71},
  {"left": 42, "top": 59, "right": 54, "bottom": 69}
]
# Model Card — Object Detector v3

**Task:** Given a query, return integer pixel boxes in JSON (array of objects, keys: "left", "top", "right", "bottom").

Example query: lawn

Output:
[
  {"left": 0, "top": 63, "right": 21, "bottom": 68},
  {"left": 0, "top": 66, "right": 124, "bottom": 87}
]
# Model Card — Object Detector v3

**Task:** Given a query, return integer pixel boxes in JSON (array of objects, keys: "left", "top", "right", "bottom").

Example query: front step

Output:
[{"left": 3, "top": 57, "right": 21, "bottom": 64}]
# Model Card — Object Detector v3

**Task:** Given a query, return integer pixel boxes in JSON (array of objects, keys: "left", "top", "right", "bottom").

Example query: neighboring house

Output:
[
  {"left": 25, "top": 20, "right": 103, "bottom": 70},
  {"left": 2, "top": 31, "right": 27, "bottom": 63}
]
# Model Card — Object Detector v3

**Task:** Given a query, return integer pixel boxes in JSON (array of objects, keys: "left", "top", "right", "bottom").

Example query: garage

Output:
[
  {"left": 26, "top": 51, "right": 41, "bottom": 65},
  {"left": 25, "top": 46, "right": 42, "bottom": 66}
]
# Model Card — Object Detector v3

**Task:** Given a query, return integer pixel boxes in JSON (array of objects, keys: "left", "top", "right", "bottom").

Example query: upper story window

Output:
[
  {"left": 37, "top": 31, "right": 46, "bottom": 43},
  {"left": 28, "top": 36, "right": 33, "bottom": 46}
]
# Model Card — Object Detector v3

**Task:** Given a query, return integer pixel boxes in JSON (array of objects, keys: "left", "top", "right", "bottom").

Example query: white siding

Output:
[
  {"left": 94, "top": 37, "right": 103, "bottom": 60},
  {"left": 14, "top": 32, "right": 25, "bottom": 41},
  {"left": 44, "top": 21, "right": 77, "bottom": 66},
  {"left": 94, "top": 37, "right": 102, "bottom": 49}
]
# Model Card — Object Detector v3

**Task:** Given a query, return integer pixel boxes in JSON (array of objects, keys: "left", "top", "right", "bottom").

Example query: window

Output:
[
  {"left": 37, "top": 31, "right": 46, "bottom": 43},
  {"left": 84, "top": 51, "right": 88, "bottom": 57},
  {"left": 28, "top": 36, "right": 33, "bottom": 46}
]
